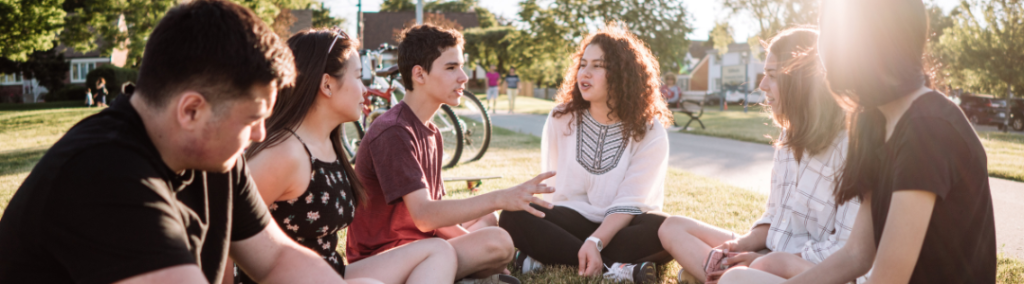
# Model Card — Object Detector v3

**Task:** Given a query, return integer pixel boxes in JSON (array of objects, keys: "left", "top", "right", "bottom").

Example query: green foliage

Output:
[
  {"left": 61, "top": 0, "right": 178, "bottom": 68},
  {"left": 711, "top": 21, "right": 734, "bottom": 57},
  {"left": 310, "top": 2, "right": 345, "bottom": 29},
  {"left": 515, "top": 0, "right": 692, "bottom": 84},
  {"left": 379, "top": 0, "right": 496, "bottom": 28},
  {"left": 463, "top": 26, "right": 520, "bottom": 72},
  {"left": 0, "top": 0, "right": 66, "bottom": 61},
  {"left": 933, "top": 0, "right": 1024, "bottom": 97},
  {"left": 380, "top": 0, "right": 416, "bottom": 12},
  {"left": 44, "top": 85, "right": 88, "bottom": 102},
  {"left": 722, "top": 0, "right": 818, "bottom": 59},
  {"left": 0, "top": 48, "right": 69, "bottom": 94}
]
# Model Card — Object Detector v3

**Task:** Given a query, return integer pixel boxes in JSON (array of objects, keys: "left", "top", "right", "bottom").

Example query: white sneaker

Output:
[
  {"left": 677, "top": 267, "right": 700, "bottom": 283},
  {"left": 512, "top": 251, "right": 543, "bottom": 274},
  {"left": 603, "top": 262, "right": 658, "bottom": 284}
]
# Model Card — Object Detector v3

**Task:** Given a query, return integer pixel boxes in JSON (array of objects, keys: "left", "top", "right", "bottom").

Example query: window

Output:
[
  {"left": 70, "top": 62, "right": 97, "bottom": 82},
  {"left": 0, "top": 73, "right": 23, "bottom": 85}
]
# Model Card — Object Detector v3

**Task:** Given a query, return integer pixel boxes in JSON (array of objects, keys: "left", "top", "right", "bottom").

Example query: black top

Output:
[
  {"left": 868, "top": 92, "right": 996, "bottom": 283},
  {"left": 0, "top": 97, "right": 271, "bottom": 284},
  {"left": 236, "top": 131, "right": 355, "bottom": 283}
]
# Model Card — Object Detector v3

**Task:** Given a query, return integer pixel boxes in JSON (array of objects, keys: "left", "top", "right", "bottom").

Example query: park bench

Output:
[
  {"left": 443, "top": 175, "right": 502, "bottom": 192},
  {"left": 668, "top": 91, "right": 707, "bottom": 130}
]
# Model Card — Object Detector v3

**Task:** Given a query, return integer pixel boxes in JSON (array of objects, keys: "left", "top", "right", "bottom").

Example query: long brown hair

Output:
[
  {"left": 764, "top": 28, "right": 845, "bottom": 163},
  {"left": 821, "top": 0, "right": 929, "bottom": 204},
  {"left": 553, "top": 23, "right": 672, "bottom": 143},
  {"left": 245, "top": 29, "right": 366, "bottom": 206}
]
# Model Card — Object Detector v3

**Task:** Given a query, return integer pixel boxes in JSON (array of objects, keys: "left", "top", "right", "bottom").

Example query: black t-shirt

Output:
[
  {"left": 868, "top": 92, "right": 996, "bottom": 283},
  {"left": 0, "top": 98, "right": 271, "bottom": 284}
]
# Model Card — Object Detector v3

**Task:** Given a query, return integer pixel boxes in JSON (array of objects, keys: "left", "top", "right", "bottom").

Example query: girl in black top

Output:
[
  {"left": 229, "top": 29, "right": 457, "bottom": 284},
  {"left": 719, "top": 1, "right": 996, "bottom": 284}
]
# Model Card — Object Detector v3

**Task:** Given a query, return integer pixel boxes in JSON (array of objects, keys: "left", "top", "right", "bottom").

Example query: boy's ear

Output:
[{"left": 412, "top": 65, "right": 427, "bottom": 86}]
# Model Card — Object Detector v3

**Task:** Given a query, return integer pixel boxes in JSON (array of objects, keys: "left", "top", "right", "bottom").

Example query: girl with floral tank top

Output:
[{"left": 228, "top": 29, "right": 456, "bottom": 284}]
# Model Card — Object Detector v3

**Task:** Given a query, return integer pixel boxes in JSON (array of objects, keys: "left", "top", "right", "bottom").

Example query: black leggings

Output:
[{"left": 499, "top": 204, "right": 672, "bottom": 267}]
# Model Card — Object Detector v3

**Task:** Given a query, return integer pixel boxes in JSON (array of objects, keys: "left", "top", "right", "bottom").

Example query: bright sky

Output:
[{"left": 322, "top": 0, "right": 962, "bottom": 43}]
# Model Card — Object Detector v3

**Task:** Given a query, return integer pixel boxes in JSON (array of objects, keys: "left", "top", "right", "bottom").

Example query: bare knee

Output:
[
  {"left": 659, "top": 216, "right": 696, "bottom": 244},
  {"left": 748, "top": 252, "right": 787, "bottom": 276},
  {"left": 423, "top": 238, "right": 457, "bottom": 261},
  {"left": 477, "top": 227, "right": 515, "bottom": 263}
]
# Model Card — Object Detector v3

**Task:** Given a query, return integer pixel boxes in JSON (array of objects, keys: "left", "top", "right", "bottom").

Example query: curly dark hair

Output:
[{"left": 553, "top": 24, "right": 672, "bottom": 143}]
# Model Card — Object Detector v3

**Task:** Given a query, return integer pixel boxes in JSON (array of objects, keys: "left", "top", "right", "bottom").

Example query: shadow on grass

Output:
[{"left": 0, "top": 146, "right": 48, "bottom": 176}]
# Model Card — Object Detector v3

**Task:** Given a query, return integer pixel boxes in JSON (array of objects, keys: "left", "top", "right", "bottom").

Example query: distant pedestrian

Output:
[
  {"left": 505, "top": 67, "right": 520, "bottom": 113},
  {"left": 84, "top": 88, "right": 93, "bottom": 106},
  {"left": 94, "top": 77, "right": 109, "bottom": 107},
  {"left": 486, "top": 65, "right": 499, "bottom": 113},
  {"left": 660, "top": 74, "right": 680, "bottom": 107}
]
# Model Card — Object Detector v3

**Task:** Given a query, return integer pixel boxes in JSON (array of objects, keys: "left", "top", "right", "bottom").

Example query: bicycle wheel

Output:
[
  {"left": 339, "top": 120, "right": 364, "bottom": 161},
  {"left": 453, "top": 90, "right": 492, "bottom": 163},
  {"left": 433, "top": 105, "right": 463, "bottom": 169}
]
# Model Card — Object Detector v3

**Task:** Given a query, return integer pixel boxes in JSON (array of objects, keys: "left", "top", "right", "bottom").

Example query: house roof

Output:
[
  {"left": 688, "top": 40, "right": 708, "bottom": 61},
  {"left": 361, "top": 12, "right": 479, "bottom": 50}
]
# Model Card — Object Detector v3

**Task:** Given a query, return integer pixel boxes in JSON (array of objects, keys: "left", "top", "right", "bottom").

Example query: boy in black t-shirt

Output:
[{"left": 0, "top": 1, "right": 378, "bottom": 283}]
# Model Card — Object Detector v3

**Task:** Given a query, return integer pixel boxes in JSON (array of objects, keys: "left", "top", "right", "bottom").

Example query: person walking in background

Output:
[
  {"left": 659, "top": 28, "right": 862, "bottom": 284},
  {"left": 720, "top": 0, "right": 996, "bottom": 283},
  {"left": 486, "top": 65, "right": 500, "bottom": 113},
  {"left": 499, "top": 24, "right": 674, "bottom": 284},
  {"left": 94, "top": 77, "right": 109, "bottom": 107},
  {"left": 505, "top": 68, "right": 520, "bottom": 113}
]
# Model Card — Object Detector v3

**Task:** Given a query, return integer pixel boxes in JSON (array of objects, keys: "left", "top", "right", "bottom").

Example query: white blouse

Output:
[
  {"left": 540, "top": 108, "right": 668, "bottom": 223},
  {"left": 754, "top": 132, "right": 867, "bottom": 282}
]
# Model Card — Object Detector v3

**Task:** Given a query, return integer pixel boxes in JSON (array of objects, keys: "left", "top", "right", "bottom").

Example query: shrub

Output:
[{"left": 44, "top": 85, "right": 89, "bottom": 102}]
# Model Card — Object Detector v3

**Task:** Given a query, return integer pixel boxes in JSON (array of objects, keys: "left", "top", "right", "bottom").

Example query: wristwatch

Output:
[{"left": 586, "top": 236, "right": 604, "bottom": 252}]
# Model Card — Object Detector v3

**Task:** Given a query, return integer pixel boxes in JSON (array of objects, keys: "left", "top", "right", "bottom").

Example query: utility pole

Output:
[
  {"left": 416, "top": 0, "right": 423, "bottom": 24},
  {"left": 357, "top": 0, "right": 362, "bottom": 41}
]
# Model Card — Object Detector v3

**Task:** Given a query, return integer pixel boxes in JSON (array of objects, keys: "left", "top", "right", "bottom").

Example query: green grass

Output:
[
  {"left": 0, "top": 105, "right": 101, "bottom": 216},
  {"left": 673, "top": 106, "right": 778, "bottom": 145},
  {"left": 978, "top": 131, "right": 1024, "bottom": 182},
  {"left": 0, "top": 103, "right": 1021, "bottom": 283}
]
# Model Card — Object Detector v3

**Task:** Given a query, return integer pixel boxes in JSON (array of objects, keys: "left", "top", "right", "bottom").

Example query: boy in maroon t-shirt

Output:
[{"left": 346, "top": 24, "right": 556, "bottom": 283}]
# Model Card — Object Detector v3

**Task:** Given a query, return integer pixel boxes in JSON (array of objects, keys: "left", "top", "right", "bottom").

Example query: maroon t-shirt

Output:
[{"left": 346, "top": 101, "right": 446, "bottom": 263}]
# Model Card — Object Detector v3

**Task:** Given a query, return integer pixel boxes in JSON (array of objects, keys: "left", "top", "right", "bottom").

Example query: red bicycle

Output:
[{"left": 340, "top": 45, "right": 492, "bottom": 169}]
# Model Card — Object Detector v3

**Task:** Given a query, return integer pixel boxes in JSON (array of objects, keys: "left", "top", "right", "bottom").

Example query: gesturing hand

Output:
[
  {"left": 498, "top": 171, "right": 556, "bottom": 218},
  {"left": 577, "top": 239, "right": 603, "bottom": 277}
]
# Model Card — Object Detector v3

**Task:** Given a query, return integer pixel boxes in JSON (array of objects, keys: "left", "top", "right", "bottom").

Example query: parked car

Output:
[
  {"left": 704, "top": 90, "right": 765, "bottom": 105},
  {"left": 1010, "top": 98, "right": 1023, "bottom": 131},
  {"left": 959, "top": 95, "right": 1009, "bottom": 126}
]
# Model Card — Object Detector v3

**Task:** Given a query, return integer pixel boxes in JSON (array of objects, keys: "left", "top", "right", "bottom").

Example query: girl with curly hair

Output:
[{"left": 498, "top": 24, "right": 673, "bottom": 284}]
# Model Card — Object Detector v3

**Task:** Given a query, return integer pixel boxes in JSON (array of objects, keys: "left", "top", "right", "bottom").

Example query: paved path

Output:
[{"left": 490, "top": 112, "right": 1024, "bottom": 260}]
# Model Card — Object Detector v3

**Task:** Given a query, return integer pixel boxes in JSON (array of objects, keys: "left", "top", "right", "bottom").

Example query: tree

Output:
[
  {"left": 380, "top": 0, "right": 497, "bottom": 28},
  {"left": 710, "top": 21, "right": 734, "bottom": 57},
  {"left": 463, "top": 26, "right": 520, "bottom": 73},
  {"left": 722, "top": 0, "right": 818, "bottom": 59},
  {"left": 311, "top": 2, "right": 345, "bottom": 29},
  {"left": 933, "top": 0, "right": 1024, "bottom": 97},
  {"left": 516, "top": 0, "right": 692, "bottom": 79},
  {"left": 0, "top": 0, "right": 65, "bottom": 61}
]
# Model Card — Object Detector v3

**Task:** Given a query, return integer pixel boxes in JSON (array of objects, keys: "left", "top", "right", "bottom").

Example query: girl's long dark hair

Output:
[
  {"left": 245, "top": 29, "right": 366, "bottom": 206},
  {"left": 821, "top": 0, "right": 929, "bottom": 204}
]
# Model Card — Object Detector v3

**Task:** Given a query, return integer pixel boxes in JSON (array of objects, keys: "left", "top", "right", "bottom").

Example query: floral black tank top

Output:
[{"left": 235, "top": 131, "right": 355, "bottom": 283}]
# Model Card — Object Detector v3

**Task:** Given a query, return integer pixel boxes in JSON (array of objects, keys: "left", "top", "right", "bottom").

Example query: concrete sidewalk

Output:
[{"left": 490, "top": 112, "right": 1024, "bottom": 260}]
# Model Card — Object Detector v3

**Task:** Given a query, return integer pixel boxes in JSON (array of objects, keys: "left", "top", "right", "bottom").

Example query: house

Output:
[{"left": 675, "top": 42, "right": 765, "bottom": 104}]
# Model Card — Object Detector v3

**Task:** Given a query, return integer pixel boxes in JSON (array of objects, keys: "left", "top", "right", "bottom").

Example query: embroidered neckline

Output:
[{"left": 576, "top": 110, "right": 627, "bottom": 175}]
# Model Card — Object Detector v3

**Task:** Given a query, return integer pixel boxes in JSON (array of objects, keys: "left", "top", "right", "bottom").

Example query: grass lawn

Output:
[
  {"left": 676, "top": 107, "right": 1024, "bottom": 183},
  {"left": 0, "top": 103, "right": 1021, "bottom": 283}
]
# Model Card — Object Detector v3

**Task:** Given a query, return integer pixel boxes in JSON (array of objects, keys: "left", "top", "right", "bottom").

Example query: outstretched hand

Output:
[{"left": 498, "top": 171, "right": 556, "bottom": 218}]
